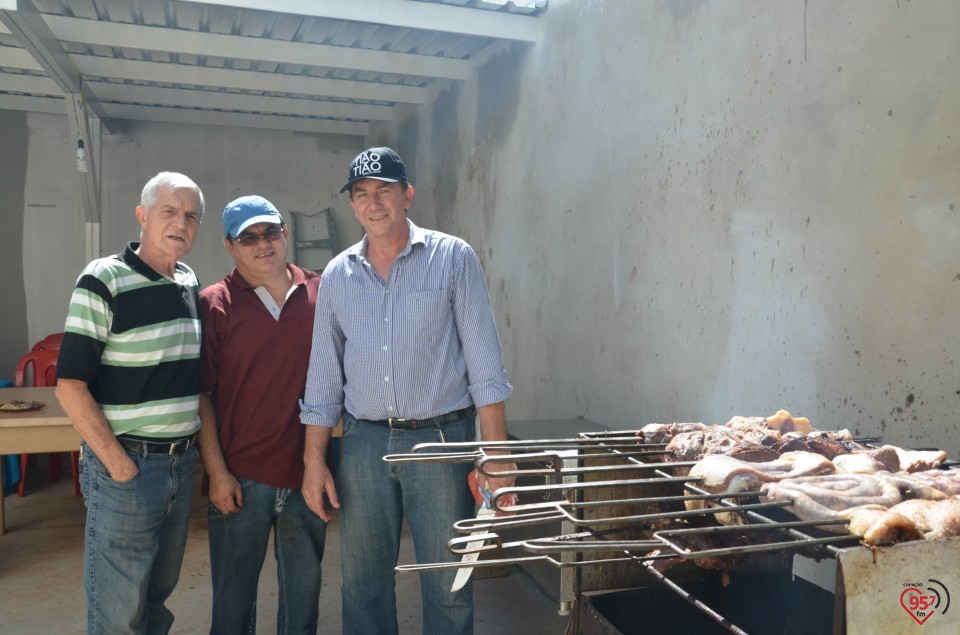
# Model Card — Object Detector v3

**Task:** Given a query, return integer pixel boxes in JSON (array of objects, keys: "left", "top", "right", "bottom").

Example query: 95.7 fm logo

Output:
[{"left": 900, "top": 579, "right": 950, "bottom": 626}]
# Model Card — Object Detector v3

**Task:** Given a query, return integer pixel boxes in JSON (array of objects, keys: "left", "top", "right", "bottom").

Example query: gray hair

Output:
[{"left": 140, "top": 172, "right": 206, "bottom": 219}]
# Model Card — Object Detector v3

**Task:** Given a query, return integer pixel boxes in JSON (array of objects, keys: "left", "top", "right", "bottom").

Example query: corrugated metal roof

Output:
[{"left": 0, "top": 0, "right": 547, "bottom": 137}]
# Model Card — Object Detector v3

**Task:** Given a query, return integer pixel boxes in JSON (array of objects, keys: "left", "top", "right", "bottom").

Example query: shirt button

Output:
[
  {"left": 383, "top": 345, "right": 388, "bottom": 351},
  {"left": 384, "top": 376, "right": 390, "bottom": 382},
  {"left": 388, "top": 406, "right": 394, "bottom": 412},
  {"left": 384, "top": 317, "right": 389, "bottom": 322}
]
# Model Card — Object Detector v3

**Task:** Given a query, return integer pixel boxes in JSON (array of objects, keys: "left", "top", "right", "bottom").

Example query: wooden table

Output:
[{"left": 0, "top": 386, "right": 80, "bottom": 535}]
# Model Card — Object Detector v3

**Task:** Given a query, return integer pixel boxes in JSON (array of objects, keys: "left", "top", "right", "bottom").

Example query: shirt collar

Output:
[
  {"left": 350, "top": 219, "right": 426, "bottom": 263},
  {"left": 119, "top": 242, "right": 176, "bottom": 281},
  {"left": 226, "top": 263, "right": 305, "bottom": 290}
]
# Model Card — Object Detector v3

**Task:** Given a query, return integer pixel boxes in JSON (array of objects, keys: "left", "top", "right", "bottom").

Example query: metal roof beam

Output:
[
  {"left": 0, "top": 92, "right": 65, "bottom": 113},
  {"left": 43, "top": 15, "right": 470, "bottom": 81},
  {"left": 0, "top": 0, "right": 115, "bottom": 131},
  {"left": 87, "top": 81, "right": 395, "bottom": 122},
  {"left": 0, "top": 72, "right": 60, "bottom": 95},
  {"left": 177, "top": 0, "right": 540, "bottom": 43},
  {"left": 74, "top": 54, "right": 428, "bottom": 104},
  {"left": 101, "top": 102, "right": 368, "bottom": 137}
]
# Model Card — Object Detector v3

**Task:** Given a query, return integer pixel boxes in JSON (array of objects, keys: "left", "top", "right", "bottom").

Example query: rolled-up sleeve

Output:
[
  {"left": 452, "top": 244, "right": 513, "bottom": 408},
  {"left": 300, "top": 278, "right": 346, "bottom": 427}
]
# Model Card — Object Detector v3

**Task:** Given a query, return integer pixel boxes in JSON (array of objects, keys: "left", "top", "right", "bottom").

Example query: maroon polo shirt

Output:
[{"left": 200, "top": 264, "right": 321, "bottom": 490}]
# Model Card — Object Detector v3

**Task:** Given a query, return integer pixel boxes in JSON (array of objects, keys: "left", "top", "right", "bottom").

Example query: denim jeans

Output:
[
  {"left": 207, "top": 478, "right": 328, "bottom": 635},
  {"left": 79, "top": 440, "right": 197, "bottom": 635},
  {"left": 339, "top": 414, "right": 475, "bottom": 635}
]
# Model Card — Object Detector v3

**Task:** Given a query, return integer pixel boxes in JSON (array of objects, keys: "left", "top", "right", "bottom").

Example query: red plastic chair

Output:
[
  {"left": 31, "top": 332, "right": 64, "bottom": 352},
  {"left": 14, "top": 347, "right": 81, "bottom": 498}
]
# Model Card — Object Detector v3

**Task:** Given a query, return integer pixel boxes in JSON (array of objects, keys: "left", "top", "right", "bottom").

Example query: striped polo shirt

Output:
[{"left": 56, "top": 242, "right": 202, "bottom": 438}]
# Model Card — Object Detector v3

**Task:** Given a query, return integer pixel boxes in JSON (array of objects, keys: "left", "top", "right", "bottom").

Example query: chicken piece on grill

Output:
[
  {"left": 840, "top": 505, "right": 924, "bottom": 545},
  {"left": 760, "top": 473, "right": 902, "bottom": 531},
  {"left": 887, "top": 498, "right": 960, "bottom": 540}
]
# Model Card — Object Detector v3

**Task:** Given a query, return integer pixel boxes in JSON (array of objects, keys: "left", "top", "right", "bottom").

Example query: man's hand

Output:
[
  {"left": 478, "top": 449, "right": 516, "bottom": 491},
  {"left": 475, "top": 401, "right": 515, "bottom": 491},
  {"left": 303, "top": 459, "right": 339, "bottom": 522},
  {"left": 107, "top": 457, "right": 139, "bottom": 483},
  {"left": 209, "top": 472, "right": 243, "bottom": 515}
]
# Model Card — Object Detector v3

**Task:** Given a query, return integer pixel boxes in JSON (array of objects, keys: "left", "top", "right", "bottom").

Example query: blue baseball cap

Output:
[{"left": 222, "top": 195, "right": 283, "bottom": 238}]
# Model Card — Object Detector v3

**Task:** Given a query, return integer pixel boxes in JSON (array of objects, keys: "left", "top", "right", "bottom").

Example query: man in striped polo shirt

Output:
[{"left": 56, "top": 171, "right": 205, "bottom": 634}]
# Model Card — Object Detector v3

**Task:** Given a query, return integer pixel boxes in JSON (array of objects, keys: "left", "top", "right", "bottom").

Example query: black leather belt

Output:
[
  {"left": 357, "top": 407, "right": 476, "bottom": 430},
  {"left": 117, "top": 433, "right": 197, "bottom": 456}
]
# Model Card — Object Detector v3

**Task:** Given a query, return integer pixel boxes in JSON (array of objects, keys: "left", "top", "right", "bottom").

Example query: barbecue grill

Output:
[{"left": 388, "top": 423, "right": 960, "bottom": 634}]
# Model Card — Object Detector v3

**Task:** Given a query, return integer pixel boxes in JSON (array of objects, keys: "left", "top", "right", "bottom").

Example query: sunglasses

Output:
[{"left": 233, "top": 226, "right": 283, "bottom": 247}]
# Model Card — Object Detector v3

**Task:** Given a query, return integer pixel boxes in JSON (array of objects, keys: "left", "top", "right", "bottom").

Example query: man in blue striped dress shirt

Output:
[{"left": 300, "top": 147, "right": 514, "bottom": 635}]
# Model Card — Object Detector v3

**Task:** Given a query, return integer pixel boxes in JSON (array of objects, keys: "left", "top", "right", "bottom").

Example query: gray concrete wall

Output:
[
  {"left": 0, "top": 110, "right": 29, "bottom": 382},
  {"left": 385, "top": 1, "right": 960, "bottom": 455},
  {"left": 9, "top": 114, "right": 363, "bottom": 376},
  {"left": 6, "top": 0, "right": 960, "bottom": 457}
]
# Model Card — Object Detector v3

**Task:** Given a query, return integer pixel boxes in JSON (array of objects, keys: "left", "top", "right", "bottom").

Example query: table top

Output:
[{"left": 0, "top": 386, "right": 69, "bottom": 427}]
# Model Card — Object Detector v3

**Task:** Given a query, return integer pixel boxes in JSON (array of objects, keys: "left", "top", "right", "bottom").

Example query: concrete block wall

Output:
[{"left": 5, "top": 0, "right": 960, "bottom": 457}]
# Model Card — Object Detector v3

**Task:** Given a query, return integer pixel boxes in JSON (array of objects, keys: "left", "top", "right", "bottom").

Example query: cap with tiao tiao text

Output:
[
  {"left": 340, "top": 147, "right": 409, "bottom": 193},
  {"left": 222, "top": 195, "right": 283, "bottom": 238}
]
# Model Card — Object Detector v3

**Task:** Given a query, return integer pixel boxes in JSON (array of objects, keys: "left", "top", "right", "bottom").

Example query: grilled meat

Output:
[{"left": 760, "top": 473, "right": 902, "bottom": 529}]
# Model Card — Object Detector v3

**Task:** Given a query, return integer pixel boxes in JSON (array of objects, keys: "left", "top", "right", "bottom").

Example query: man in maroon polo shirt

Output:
[{"left": 197, "top": 195, "right": 339, "bottom": 634}]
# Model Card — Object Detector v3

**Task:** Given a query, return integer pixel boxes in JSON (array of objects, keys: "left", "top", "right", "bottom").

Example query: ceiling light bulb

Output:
[{"left": 76, "top": 139, "right": 88, "bottom": 173}]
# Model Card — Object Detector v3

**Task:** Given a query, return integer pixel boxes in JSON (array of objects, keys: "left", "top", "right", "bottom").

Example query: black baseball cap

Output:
[{"left": 340, "top": 146, "right": 409, "bottom": 193}]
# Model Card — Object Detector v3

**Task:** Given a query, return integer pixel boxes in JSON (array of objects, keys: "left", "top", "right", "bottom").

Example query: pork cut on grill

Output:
[
  {"left": 686, "top": 452, "right": 835, "bottom": 524},
  {"left": 774, "top": 430, "right": 866, "bottom": 460},
  {"left": 637, "top": 422, "right": 706, "bottom": 445},
  {"left": 888, "top": 499, "right": 960, "bottom": 540},
  {"left": 840, "top": 505, "right": 925, "bottom": 545},
  {"left": 760, "top": 473, "right": 903, "bottom": 528}
]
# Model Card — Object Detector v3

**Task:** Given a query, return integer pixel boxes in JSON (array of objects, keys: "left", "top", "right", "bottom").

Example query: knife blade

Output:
[
  {"left": 450, "top": 494, "right": 496, "bottom": 592},
  {"left": 452, "top": 468, "right": 515, "bottom": 592}
]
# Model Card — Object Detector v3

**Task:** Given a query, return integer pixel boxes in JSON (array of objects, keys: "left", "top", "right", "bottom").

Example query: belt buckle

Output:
[{"left": 387, "top": 418, "right": 411, "bottom": 429}]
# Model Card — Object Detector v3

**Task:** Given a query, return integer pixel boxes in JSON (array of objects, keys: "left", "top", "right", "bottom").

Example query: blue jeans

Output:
[
  {"left": 79, "top": 440, "right": 197, "bottom": 634},
  {"left": 207, "top": 479, "right": 328, "bottom": 634},
  {"left": 339, "top": 414, "right": 475, "bottom": 635}
]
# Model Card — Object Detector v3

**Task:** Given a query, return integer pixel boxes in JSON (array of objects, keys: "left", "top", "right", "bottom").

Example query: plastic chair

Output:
[
  {"left": 31, "top": 332, "right": 64, "bottom": 352},
  {"left": 14, "top": 347, "right": 81, "bottom": 498}
]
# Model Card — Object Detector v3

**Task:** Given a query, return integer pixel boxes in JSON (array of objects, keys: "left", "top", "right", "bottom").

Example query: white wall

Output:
[
  {"left": 8, "top": 0, "right": 960, "bottom": 458},
  {"left": 13, "top": 115, "right": 364, "bottom": 352},
  {"left": 386, "top": 1, "right": 960, "bottom": 455}
]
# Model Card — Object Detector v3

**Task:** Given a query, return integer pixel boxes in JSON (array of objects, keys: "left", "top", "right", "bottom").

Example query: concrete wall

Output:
[
  {"left": 5, "top": 0, "right": 960, "bottom": 457},
  {"left": 0, "top": 110, "right": 30, "bottom": 382},
  {"left": 378, "top": 1, "right": 960, "bottom": 455},
  {"left": 4, "top": 113, "right": 363, "bottom": 379}
]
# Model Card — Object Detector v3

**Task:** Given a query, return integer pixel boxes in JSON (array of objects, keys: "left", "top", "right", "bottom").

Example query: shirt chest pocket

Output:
[{"left": 402, "top": 290, "right": 450, "bottom": 344}]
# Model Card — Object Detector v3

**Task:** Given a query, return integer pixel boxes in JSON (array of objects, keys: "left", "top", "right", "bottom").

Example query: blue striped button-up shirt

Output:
[{"left": 300, "top": 220, "right": 512, "bottom": 427}]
